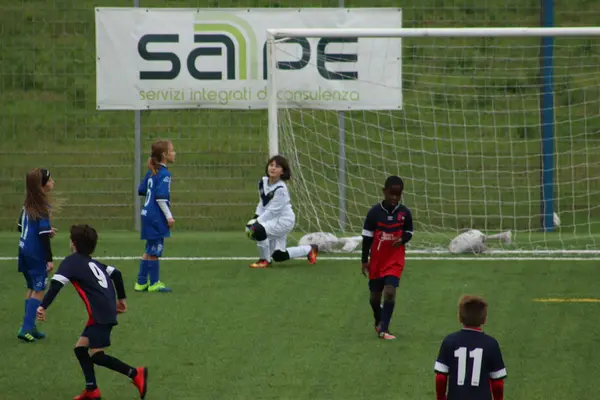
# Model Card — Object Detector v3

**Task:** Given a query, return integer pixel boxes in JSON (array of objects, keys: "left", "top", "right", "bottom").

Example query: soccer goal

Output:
[{"left": 266, "top": 27, "right": 600, "bottom": 253}]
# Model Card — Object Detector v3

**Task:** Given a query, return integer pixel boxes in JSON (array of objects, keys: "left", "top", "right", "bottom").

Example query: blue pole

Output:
[{"left": 540, "top": 0, "right": 555, "bottom": 231}]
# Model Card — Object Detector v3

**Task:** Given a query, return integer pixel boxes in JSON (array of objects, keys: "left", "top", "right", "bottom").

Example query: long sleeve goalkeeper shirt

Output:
[{"left": 254, "top": 177, "right": 294, "bottom": 225}]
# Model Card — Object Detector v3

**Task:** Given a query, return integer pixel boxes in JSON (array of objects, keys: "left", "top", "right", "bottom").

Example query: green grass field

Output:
[
  {"left": 2, "top": 1, "right": 600, "bottom": 396},
  {"left": 1, "top": 232, "right": 600, "bottom": 399}
]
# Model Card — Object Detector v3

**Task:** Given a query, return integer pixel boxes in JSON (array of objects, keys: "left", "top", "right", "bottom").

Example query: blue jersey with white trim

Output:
[
  {"left": 138, "top": 165, "right": 172, "bottom": 240},
  {"left": 18, "top": 208, "right": 52, "bottom": 266},
  {"left": 434, "top": 329, "right": 507, "bottom": 400}
]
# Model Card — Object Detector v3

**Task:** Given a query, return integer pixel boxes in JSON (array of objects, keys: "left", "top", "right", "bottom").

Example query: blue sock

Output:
[
  {"left": 137, "top": 260, "right": 149, "bottom": 285},
  {"left": 148, "top": 260, "right": 160, "bottom": 285},
  {"left": 24, "top": 299, "right": 29, "bottom": 329},
  {"left": 25, "top": 298, "right": 36, "bottom": 329},
  {"left": 22, "top": 297, "right": 41, "bottom": 332},
  {"left": 380, "top": 300, "right": 396, "bottom": 333}
]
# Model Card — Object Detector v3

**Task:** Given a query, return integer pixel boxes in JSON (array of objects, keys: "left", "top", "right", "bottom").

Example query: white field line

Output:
[{"left": 1, "top": 256, "right": 600, "bottom": 261}]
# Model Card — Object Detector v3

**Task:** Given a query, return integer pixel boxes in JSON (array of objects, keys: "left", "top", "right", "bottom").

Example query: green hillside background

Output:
[{"left": 1, "top": 0, "right": 599, "bottom": 246}]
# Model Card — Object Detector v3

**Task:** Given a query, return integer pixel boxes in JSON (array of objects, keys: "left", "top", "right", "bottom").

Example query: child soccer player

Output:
[
  {"left": 17, "top": 168, "right": 56, "bottom": 342},
  {"left": 433, "top": 295, "right": 507, "bottom": 400},
  {"left": 135, "top": 139, "right": 175, "bottom": 293},
  {"left": 246, "top": 155, "right": 318, "bottom": 268},
  {"left": 361, "top": 175, "right": 413, "bottom": 340},
  {"left": 37, "top": 224, "right": 148, "bottom": 400}
]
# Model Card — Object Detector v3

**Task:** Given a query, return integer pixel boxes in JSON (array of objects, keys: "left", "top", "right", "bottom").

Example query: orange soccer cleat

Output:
[
  {"left": 307, "top": 245, "right": 319, "bottom": 265},
  {"left": 249, "top": 259, "right": 271, "bottom": 268},
  {"left": 378, "top": 331, "right": 396, "bottom": 340}
]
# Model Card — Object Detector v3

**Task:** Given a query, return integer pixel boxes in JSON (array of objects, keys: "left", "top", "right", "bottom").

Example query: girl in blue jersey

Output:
[
  {"left": 17, "top": 168, "right": 56, "bottom": 342},
  {"left": 135, "top": 140, "right": 176, "bottom": 293}
]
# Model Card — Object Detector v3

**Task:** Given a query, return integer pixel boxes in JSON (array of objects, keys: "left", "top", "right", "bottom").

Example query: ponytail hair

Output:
[{"left": 149, "top": 140, "right": 172, "bottom": 175}]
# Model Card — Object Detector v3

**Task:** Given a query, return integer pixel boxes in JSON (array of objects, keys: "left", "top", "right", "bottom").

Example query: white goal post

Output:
[{"left": 266, "top": 27, "right": 600, "bottom": 252}]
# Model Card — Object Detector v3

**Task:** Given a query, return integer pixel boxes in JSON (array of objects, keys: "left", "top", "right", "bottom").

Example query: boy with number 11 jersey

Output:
[{"left": 434, "top": 295, "right": 507, "bottom": 400}]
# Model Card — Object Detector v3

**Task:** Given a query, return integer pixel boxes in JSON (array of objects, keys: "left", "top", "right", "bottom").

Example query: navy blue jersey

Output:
[
  {"left": 52, "top": 253, "right": 118, "bottom": 326},
  {"left": 434, "top": 328, "right": 507, "bottom": 400},
  {"left": 138, "top": 165, "right": 172, "bottom": 240},
  {"left": 18, "top": 208, "right": 52, "bottom": 267}
]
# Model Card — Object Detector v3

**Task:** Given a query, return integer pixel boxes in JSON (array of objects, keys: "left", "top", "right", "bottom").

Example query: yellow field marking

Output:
[{"left": 533, "top": 298, "right": 600, "bottom": 303}]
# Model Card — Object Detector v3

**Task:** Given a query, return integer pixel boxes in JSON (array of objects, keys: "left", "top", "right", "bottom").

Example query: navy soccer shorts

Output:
[
  {"left": 81, "top": 324, "right": 114, "bottom": 349},
  {"left": 145, "top": 238, "right": 165, "bottom": 257},
  {"left": 368, "top": 275, "right": 401, "bottom": 293}
]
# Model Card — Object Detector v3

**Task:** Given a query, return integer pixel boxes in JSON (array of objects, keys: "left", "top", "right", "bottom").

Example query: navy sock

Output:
[
  {"left": 74, "top": 347, "right": 97, "bottom": 390},
  {"left": 22, "top": 297, "right": 40, "bottom": 332},
  {"left": 369, "top": 299, "right": 382, "bottom": 327},
  {"left": 148, "top": 260, "right": 160, "bottom": 285},
  {"left": 91, "top": 351, "right": 137, "bottom": 378},
  {"left": 380, "top": 300, "right": 396, "bottom": 333},
  {"left": 137, "top": 259, "right": 149, "bottom": 285}
]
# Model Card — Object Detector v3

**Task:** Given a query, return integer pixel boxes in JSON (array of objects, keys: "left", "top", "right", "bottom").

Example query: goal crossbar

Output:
[
  {"left": 267, "top": 27, "right": 600, "bottom": 39},
  {"left": 266, "top": 26, "right": 600, "bottom": 155}
]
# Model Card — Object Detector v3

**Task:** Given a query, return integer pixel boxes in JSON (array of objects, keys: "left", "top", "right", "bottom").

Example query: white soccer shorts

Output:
[{"left": 263, "top": 217, "right": 295, "bottom": 252}]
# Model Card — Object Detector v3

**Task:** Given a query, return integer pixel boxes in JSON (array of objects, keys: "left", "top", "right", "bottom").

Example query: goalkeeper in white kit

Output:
[{"left": 245, "top": 155, "right": 318, "bottom": 268}]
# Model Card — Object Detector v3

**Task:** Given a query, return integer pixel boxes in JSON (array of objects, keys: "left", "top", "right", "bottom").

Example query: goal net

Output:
[{"left": 268, "top": 28, "right": 600, "bottom": 252}]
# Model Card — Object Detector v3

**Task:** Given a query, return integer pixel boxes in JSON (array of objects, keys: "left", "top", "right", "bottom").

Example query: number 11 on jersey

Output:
[{"left": 454, "top": 347, "right": 483, "bottom": 386}]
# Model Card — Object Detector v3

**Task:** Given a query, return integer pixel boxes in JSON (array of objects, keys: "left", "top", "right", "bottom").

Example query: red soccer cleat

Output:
[
  {"left": 74, "top": 388, "right": 101, "bottom": 400},
  {"left": 249, "top": 259, "right": 271, "bottom": 268},
  {"left": 307, "top": 245, "right": 319, "bottom": 265},
  {"left": 132, "top": 367, "right": 148, "bottom": 399}
]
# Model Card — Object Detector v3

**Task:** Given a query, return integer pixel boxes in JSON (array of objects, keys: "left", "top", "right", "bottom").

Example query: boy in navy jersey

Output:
[
  {"left": 37, "top": 225, "right": 148, "bottom": 400},
  {"left": 17, "top": 168, "right": 56, "bottom": 342},
  {"left": 135, "top": 139, "right": 176, "bottom": 293},
  {"left": 434, "top": 295, "right": 507, "bottom": 400},
  {"left": 361, "top": 176, "right": 413, "bottom": 340}
]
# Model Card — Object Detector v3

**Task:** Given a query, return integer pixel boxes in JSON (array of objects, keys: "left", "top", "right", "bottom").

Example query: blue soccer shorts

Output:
[
  {"left": 145, "top": 238, "right": 165, "bottom": 257},
  {"left": 19, "top": 255, "right": 48, "bottom": 292},
  {"left": 368, "top": 275, "right": 401, "bottom": 293},
  {"left": 81, "top": 323, "right": 114, "bottom": 349},
  {"left": 23, "top": 271, "right": 48, "bottom": 292}
]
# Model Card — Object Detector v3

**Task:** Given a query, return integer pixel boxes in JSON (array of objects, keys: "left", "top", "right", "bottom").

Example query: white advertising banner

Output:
[{"left": 95, "top": 8, "right": 402, "bottom": 110}]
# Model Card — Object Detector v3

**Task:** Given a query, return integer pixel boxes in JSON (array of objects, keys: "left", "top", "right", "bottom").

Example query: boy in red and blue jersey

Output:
[{"left": 361, "top": 175, "right": 413, "bottom": 340}]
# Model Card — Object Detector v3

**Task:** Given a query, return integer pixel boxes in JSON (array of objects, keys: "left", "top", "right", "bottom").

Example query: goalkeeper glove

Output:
[{"left": 245, "top": 218, "right": 257, "bottom": 240}]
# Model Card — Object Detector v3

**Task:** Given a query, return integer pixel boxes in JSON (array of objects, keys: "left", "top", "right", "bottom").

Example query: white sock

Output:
[
  {"left": 257, "top": 239, "right": 271, "bottom": 262},
  {"left": 287, "top": 245, "right": 312, "bottom": 259}
]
